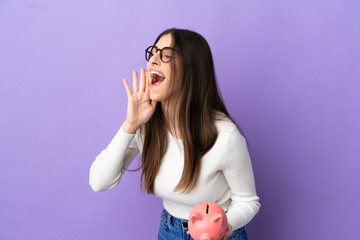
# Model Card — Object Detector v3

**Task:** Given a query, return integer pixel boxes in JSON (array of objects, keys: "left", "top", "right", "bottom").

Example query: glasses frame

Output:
[{"left": 145, "top": 45, "right": 180, "bottom": 63}]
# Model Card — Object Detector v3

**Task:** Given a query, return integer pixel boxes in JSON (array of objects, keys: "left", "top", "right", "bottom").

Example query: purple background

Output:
[{"left": 1, "top": 0, "right": 359, "bottom": 239}]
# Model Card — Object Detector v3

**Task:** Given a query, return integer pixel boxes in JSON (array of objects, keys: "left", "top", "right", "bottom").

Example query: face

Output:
[{"left": 146, "top": 33, "right": 180, "bottom": 102}]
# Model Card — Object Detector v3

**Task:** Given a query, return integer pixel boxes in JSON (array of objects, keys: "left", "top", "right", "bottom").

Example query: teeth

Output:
[{"left": 150, "top": 71, "right": 165, "bottom": 78}]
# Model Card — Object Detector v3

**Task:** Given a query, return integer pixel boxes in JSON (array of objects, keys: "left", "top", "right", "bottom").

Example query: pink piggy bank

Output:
[{"left": 187, "top": 201, "right": 228, "bottom": 240}]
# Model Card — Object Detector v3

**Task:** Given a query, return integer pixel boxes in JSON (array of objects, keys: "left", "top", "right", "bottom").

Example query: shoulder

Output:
[
  {"left": 213, "top": 111, "right": 246, "bottom": 146},
  {"left": 213, "top": 111, "right": 237, "bottom": 135}
]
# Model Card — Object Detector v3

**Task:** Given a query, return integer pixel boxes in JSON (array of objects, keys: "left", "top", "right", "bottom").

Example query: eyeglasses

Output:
[{"left": 145, "top": 46, "right": 179, "bottom": 63}]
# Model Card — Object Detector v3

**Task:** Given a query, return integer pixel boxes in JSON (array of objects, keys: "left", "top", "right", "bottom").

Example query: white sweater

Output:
[{"left": 89, "top": 116, "right": 260, "bottom": 230}]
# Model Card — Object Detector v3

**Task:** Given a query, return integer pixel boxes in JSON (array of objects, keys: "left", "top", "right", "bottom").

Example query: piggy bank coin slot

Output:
[{"left": 206, "top": 204, "right": 209, "bottom": 214}]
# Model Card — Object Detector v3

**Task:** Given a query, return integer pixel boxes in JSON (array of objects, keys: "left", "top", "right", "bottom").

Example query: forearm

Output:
[
  {"left": 226, "top": 197, "right": 260, "bottom": 229},
  {"left": 89, "top": 124, "right": 139, "bottom": 192}
]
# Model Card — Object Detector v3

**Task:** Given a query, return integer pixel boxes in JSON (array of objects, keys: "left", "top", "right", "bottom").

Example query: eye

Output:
[{"left": 162, "top": 48, "right": 174, "bottom": 61}]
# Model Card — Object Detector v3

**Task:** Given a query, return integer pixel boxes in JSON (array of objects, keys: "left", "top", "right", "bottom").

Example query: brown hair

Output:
[{"left": 129, "top": 28, "right": 249, "bottom": 195}]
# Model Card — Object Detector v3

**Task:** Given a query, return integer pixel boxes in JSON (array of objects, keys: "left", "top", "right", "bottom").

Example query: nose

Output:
[{"left": 149, "top": 51, "right": 161, "bottom": 66}]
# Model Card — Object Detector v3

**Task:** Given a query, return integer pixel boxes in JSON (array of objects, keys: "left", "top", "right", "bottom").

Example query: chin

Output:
[{"left": 149, "top": 93, "right": 162, "bottom": 102}]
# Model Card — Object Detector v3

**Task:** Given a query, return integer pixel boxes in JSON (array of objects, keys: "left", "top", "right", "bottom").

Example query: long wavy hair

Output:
[{"left": 128, "top": 28, "right": 249, "bottom": 194}]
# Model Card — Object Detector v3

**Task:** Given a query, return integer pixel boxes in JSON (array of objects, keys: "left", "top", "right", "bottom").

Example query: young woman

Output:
[{"left": 89, "top": 28, "right": 260, "bottom": 240}]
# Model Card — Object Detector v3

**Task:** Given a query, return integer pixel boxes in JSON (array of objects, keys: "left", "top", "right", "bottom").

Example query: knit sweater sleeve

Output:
[
  {"left": 89, "top": 125, "right": 140, "bottom": 192},
  {"left": 221, "top": 125, "right": 261, "bottom": 229}
]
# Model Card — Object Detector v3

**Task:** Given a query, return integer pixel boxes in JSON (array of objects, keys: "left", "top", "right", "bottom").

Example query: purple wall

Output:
[{"left": 1, "top": 0, "right": 359, "bottom": 239}]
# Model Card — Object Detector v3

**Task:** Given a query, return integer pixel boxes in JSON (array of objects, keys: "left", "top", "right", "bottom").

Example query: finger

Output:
[
  {"left": 122, "top": 78, "right": 132, "bottom": 97},
  {"left": 132, "top": 70, "right": 138, "bottom": 92},
  {"left": 139, "top": 67, "right": 146, "bottom": 92}
]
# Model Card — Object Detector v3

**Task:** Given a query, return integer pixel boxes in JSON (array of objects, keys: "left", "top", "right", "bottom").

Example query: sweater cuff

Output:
[
  {"left": 106, "top": 124, "right": 136, "bottom": 151},
  {"left": 120, "top": 124, "right": 137, "bottom": 136}
]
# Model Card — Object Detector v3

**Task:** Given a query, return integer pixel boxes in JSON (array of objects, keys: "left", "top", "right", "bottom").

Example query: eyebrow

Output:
[{"left": 154, "top": 45, "right": 173, "bottom": 49}]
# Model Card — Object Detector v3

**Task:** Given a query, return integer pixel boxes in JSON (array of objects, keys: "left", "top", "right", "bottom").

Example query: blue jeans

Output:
[{"left": 158, "top": 208, "right": 248, "bottom": 240}]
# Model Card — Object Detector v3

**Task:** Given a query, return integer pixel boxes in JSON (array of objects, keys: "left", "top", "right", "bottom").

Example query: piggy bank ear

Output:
[
  {"left": 210, "top": 213, "right": 223, "bottom": 224},
  {"left": 189, "top": 212, "right": 203, "bottom": 224}
]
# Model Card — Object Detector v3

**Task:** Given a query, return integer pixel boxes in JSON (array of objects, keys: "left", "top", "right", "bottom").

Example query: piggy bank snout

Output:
[{"left": 199, "top": 234, "right": 212, "bottom": 240}]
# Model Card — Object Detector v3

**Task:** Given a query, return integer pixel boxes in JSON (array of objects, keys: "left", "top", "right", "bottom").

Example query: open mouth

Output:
[{"left": 150, "top": 71, "right": 165, "bottom": 86}]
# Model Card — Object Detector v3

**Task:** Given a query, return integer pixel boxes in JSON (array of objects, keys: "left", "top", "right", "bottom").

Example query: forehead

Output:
[{"left": 155, "top": 33, "right": 173, "bottom": 49}]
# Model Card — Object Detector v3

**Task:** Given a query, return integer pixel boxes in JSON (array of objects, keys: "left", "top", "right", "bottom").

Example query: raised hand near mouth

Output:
[{"left": 121, "top": 67, "right": 157, "bottom": 134}]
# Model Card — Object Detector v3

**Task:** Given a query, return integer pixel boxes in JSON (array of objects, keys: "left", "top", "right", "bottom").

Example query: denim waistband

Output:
[
  {"left": 160, "top": 208, "right": 247, "bottom": 239},
  {"left": 161, "top": 208, "right": 231, "bottom": 229},
  {"left": 162, "top": 208, "right": 189, "bottom": 229}
]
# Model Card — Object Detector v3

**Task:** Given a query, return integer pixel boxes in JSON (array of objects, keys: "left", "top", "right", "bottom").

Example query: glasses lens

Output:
[
  {"left": 145, "top": 46, "right": 176, "bottom": 63},
  {"left": 151, "top": 46, "right": 158, "bottom": 55},
  {"left": 145, "top": 46, "right": 153, "bottom": 61},
  {"left": 161, "top": 48, "right": 174, "bottom": 63}
]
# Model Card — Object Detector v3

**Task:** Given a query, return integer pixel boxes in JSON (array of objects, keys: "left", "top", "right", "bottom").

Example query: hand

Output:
[
  {"left": 122, "top": 67, "right": 157, "bottom": 133},
  {"left": 223, "top": 223, "right": 233, "bottom": 239}
]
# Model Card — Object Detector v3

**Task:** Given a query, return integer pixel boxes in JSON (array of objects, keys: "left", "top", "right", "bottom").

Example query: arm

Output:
[
  {"left": 221, "top": 126, "right": 261, "bottom": 230},
  {"left": 89, "top": 124, "right": 140, "bottom": 192}
]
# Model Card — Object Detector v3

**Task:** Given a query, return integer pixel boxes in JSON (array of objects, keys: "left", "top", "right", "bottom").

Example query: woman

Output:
[{"left": 89, "top": 28, "right": 260, "bottom": 240}]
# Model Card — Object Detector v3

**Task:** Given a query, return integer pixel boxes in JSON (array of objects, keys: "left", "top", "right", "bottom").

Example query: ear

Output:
[
  {"left": 210, "top": 213, "right": 223, "bottom": 224},
  {"left": 189, "top": 212, "right": 203, "bottom": 224}
]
